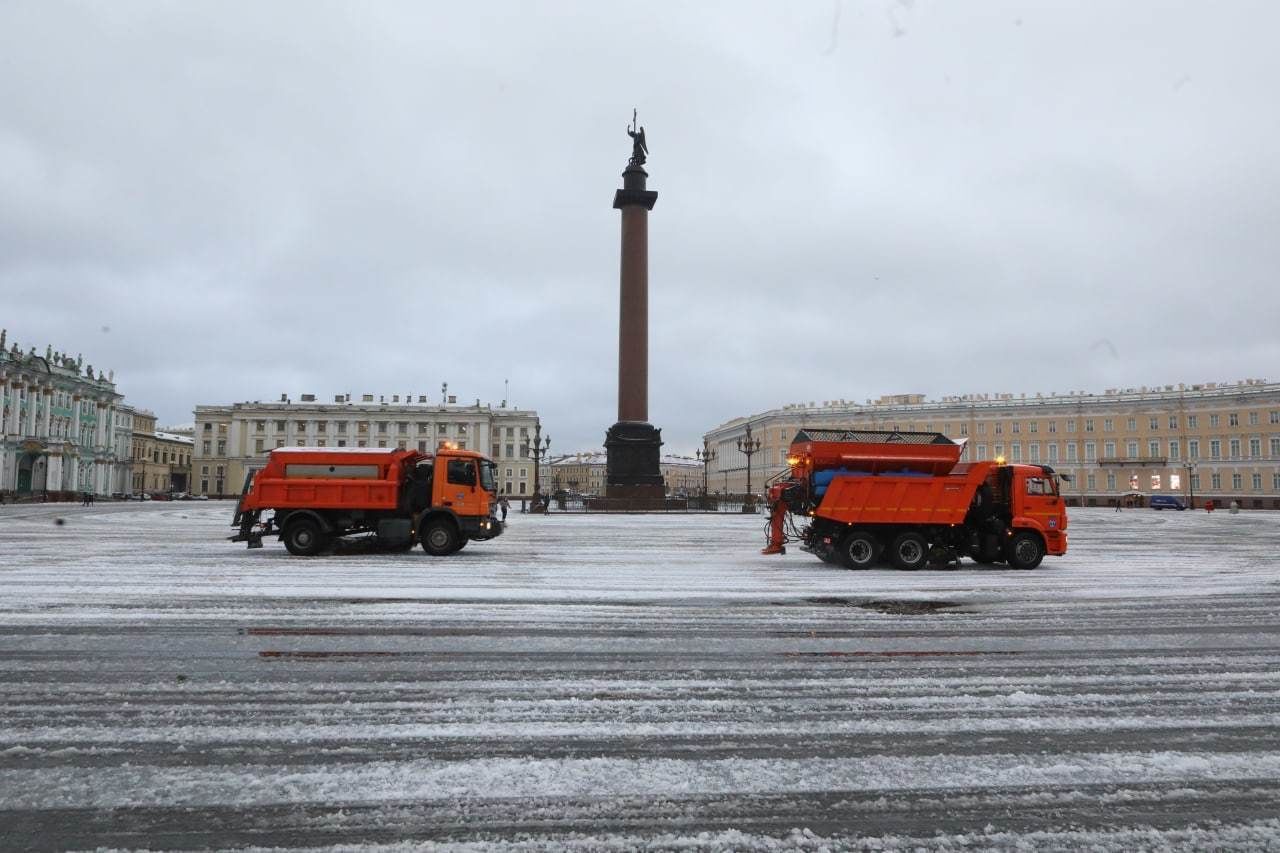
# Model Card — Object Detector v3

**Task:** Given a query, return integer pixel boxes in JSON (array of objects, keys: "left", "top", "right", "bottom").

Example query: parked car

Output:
[{"left": 1150, "top": 494, "right": 1187, "bottom": 511}]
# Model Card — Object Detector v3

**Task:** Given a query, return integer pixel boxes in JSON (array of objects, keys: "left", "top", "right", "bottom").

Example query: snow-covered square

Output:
[{"left": 2, "top": 502, "right": 1279, "bottom": 850}]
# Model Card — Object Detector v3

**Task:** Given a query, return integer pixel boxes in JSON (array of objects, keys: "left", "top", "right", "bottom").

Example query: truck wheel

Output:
[
  {"left": 888, "top": 531, "right": 928, "bottom": 571},
  {"left": 1005, "top": 531, "right": 1045, "bottom": 570},
  {"left": 283, "top": 517, "right": 327, "bottom": 557},
  {"left": 420, "top": 519, "right": 460, "bottom": 556},
  {"left": 839, "top": 530, "right": 879, "bottom": 570}
]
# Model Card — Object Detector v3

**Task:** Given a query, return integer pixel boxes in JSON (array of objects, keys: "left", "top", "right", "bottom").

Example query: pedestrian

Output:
[
  {"left": 499, "top": 496, "right": 509, "bottom": 521},
  {"left": 1114, "top": 498, "right": 1121, "bottom": 512}
]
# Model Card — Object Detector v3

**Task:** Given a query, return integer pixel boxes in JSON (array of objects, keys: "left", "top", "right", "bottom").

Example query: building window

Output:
[
  {"left": 1229, "top": 438, "right": 1240, "bottom": 458},
  {"left": 1065, "top": 443, "right": 1076, "bottom": 462},
  {"left": 1126, "top": 441, "right": 1138, "bottom": 458},
  {"left": 255, "top": 420, "right": 266, "bottom": 432},
  {"left": 1232, "top": 473, "right": 1242, "bottom": 490},
  {"left": 1271, "top": 411, "right": 1280, "bottom": 425},
  {"left": 1252, "top": 473, "right": 1263, "bottom": 490},
  {"left": 216, "top": 440, "right": 225, "bottom": 455},
  {"left": 1010, "top": 443, "right": 1021, "bottom": 462},
  {"left": 1190, "top": 473, "right": 1200, "bottom": 491},
  {"left": 203, "top": 423, "right": 213, "bottom": 433},
  {"left": 1228, "top": 413, "right": 1239, "bottom": 427},
  {"left": 1106, "top": 472, "right": 1116, "bottom": 490},
  {"left": 1249, "top": 438, "right": 1261, "bottom": 458},
  {"left": 1151, "top": 474, "right": 1161, "bottom": 490},
  {"left": 1169, "top": 416, "right": 1178, "bottom": 429},
  {"left": 1188, "top": 415, "right": 1198, "bottom": 428},
  {"left": 1211, "top": 473, "right": 1222, "bottom": 489},
  {"left": 1046, "top": 444, "right": 1058, "bottom": 463},
  {"left": 317, "top": 422, "right": 326, "bottom": 433},
  {"left": 1103, "top": 419, "right": 1114, "bottom": 432},
  {"left": 200, "top": 479, "right": 208, "bottom": 492},
  {"left": 1210, "top": 414, "right": 1220, "bottom": 427},
  {"left": 1274, "top": 473, "right": 1280, "bottom": 490},
  {"left": 295, "top": 420, "right": 307, "bottom": 432},
  {"left": 1189, "top": 439, "right": 1199, "bottom": 459},
  {"left": 1028, "top": 422, "right": 1038, "bottom": 434},
  {"left": 276, "top": 439, "right": 284, "bottom": 448},
  {"left": 1168, "top": 440, "right": 1179, "bottom": 460},
  {"left": 377, "top": 422, "right": 388, "bottom": 434},
  {"left": 337, "top": 440, "right": 346, "bottom": 447},
  {"left": 1149, "top": 416, "right": 1159, "bottom": 430},
  {"left": 1126, "top": 418, "right": 1136, "bottom": 431},
  {"left": 439, "top": 424, "right": 449, "bottom": 435},
  {"left": 317, "top": 440, "right": 326, "bottom": 447},
  {"left": 1029, "top": 443, "right": 1041, "bottom": 462},
  {"left": 1048, "top": 421, "right": 1057, "bottom": 434},
  {"left": 378, "top": 440, "right": 387, "bottom": 448},
  {"left": 1084, "top": 441, "right": 1096, "bottom": 462},
  {"left": 398, "top": 422, "right": 408, "bottom": 435},
  {"left": 255, "top": 439, "right": 264, "bottom": 453},
  {"left": 976, "top": 444, "right": 987, "bottom": 459},
  {"left": 1271, "top": 437, "right": 1280, "bottom": 457},
  {"left": 1083, "top": 420, "right": 1093, "bottom": 433},
  {"left": 1248, "top": 411, "right": 1259, "bottom": 426},
  {"left": 1210, "top": 440, "right": 1221, "bottom": 460},
  {"left": 338, "top": 422, "right": 347, "bottom": 434},
  {"left": 1148, "top": 440, "right": 1160, "bottom": 457},
  {"left": 358, "top": 422, "right": 368, "bottom": 434},
  {"left": 1086, "top": 474, "right": 1096, "bottom": 490},
  {"left": 202, "top": 440, "right": 211, "bottom": 454},
  {"left": 977, "top": 423, "right": 987, "bottom": 435},
  {"left": 519, "top": 481, "right": 527, "bottom": 494},
  {"left": 1011, "top": 422, "right": 1020, "bottom": 434}
]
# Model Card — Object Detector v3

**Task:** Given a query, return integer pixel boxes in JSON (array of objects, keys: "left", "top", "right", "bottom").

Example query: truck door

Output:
[
  {"left": 443, "top": 457, "right": 481, "bottom": 515},
  {"left": 1019, "top": 473, "right": 1066, "bottom": 534}
]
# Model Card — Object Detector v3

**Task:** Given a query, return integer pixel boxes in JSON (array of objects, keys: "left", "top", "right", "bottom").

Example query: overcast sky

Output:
[{"left": 3, "top": 1, "right": 1277, "bottom": 453}]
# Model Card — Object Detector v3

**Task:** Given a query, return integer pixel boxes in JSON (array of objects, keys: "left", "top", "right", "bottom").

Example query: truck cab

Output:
[{"left": 1002, "top": 465, "right": 1069, "bottom": 560}]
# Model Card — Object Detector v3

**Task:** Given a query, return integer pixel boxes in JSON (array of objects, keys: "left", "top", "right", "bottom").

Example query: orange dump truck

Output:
[
  {"left": 762, "top": 429, "right": 1068, "bottom": 570},
  {"left": 231, "top": 446, "right": 501, "bottom": 556}
]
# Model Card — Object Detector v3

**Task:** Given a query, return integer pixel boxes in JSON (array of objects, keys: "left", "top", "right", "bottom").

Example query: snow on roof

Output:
[{"left": 154, "top": 432, "right": 194, "bottom": 444}]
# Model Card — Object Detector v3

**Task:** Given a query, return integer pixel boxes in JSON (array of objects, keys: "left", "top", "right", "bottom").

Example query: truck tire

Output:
[
  {"left": 283, "top": 517, "right": 327, "bottom": 557},
  {"left": 420, "top": 518, "right": 460, "bottom": 556},
  {"left": 1005, "top": 531, "right": 1045, "bottom": 570},
  {"left": 839, "top": 530, "right": 880, "bottom": 570},
  {"left": 887, "top": 531, "right": 928, "bottom": 571}
]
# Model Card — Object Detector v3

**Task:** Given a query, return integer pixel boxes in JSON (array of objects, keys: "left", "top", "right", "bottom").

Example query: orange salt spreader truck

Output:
[
  {"left": 761, "top": 429, "right": 1068, "bottom": 570},
  {"left": 230, "top": 445, "right": 502, "bottom": 556}
]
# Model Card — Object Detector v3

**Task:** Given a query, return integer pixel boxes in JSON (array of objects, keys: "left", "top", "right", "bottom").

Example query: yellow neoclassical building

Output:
[
  {"left": 704, "top": 379, "right": 1280, "bottom": 509},
  {"left": 192, "top": 393, "right": 540, "bottom": 498}
]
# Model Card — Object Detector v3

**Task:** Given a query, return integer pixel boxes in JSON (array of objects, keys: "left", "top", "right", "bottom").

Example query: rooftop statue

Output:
[{"left": 626, "top": 108, "right": 648, "bottom": 167}]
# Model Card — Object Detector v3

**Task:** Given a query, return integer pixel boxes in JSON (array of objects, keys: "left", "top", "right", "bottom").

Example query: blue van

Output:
[{"left": 1150, "top": 495, "right": 1186, "bottom": 511}]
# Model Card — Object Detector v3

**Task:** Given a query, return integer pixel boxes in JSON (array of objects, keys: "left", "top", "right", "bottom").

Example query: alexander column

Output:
[{"left": 605, "top": 111, "right": 665, "bottom": 502}]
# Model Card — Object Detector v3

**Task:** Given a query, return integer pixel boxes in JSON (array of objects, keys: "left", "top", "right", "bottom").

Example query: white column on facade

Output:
[
  {"left": 3, "top": 377, "right": 14, "bottom": 437},
  {"left": 25, "top": 384, "right": 38, "bottom": 437},
  {"left": 70, "top": 396, "right": 82, "bottom": 445},
  {"left": 40, "top": 386, "right": 53, "bottom": 438}
]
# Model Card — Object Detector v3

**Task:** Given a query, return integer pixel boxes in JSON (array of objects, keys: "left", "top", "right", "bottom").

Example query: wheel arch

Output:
[{"left": 276, "top": 509, "right": 335, "bottom": 536}]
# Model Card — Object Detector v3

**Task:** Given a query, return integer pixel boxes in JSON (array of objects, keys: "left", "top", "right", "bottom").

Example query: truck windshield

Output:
[{"left": 480, "top": 461, "right": 497, "bottom": 492}]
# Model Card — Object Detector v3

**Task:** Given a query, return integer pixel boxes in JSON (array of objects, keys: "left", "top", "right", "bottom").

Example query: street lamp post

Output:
[
  {"left": 696, "top": 444, "right": 716, "bottom": 508},
  {"left": 1184, "top": 462, "right": 1195, "bottom": 509},
  {"left": 523, "top": 424, "right": 550, "bottom": 510},
  {"left": 737, "top": 422, "right": 762, "bottom": 513}
]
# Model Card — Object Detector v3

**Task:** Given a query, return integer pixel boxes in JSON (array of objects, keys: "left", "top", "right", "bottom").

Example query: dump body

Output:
[
  {"left": 231, "top": 445, "right": 501, "bottom": 556},
  {"left": 763, "top": 429, "right": 1067, "bottom": 569},
  {"left": 239, "top": 447, "right": 414, "bottom": 513}
]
